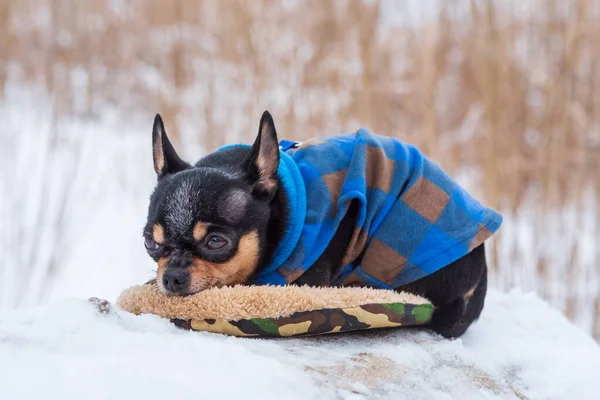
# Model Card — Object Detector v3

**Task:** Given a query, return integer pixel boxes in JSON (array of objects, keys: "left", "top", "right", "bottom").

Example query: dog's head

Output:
[{"left": 143, "top": 111, "right": 285, "bottom": 295}]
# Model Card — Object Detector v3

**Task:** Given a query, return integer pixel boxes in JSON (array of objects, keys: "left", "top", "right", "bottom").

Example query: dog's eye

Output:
[
  {"left": 144, "top": 237, "right": 160, "bottom": 251},
  {"left": 206, "top": 235, "right": 227, "bottom": 250}
]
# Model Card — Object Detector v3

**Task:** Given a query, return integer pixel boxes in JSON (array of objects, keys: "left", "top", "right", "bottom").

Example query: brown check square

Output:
[
  {"left": 322, "top": 169, "right": 348, "bottom": 217},
  {"left": 365, "top": 145, "right": 396, "bottom": 193},
  {"left": 402, "top": 177, "right": 450, "bottom": 223},
  {"left": 360, "top": 237, "right": 408, "bottom": 285},
  {"left": 468, "top": 224, "right": 493, "bottom": 251},
  {"left": 279, "top": 267, "right": 306, "bottom": 284}
]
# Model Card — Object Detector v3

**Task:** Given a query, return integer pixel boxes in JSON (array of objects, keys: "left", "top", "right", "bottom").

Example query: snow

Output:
[
  {"left": 1, "top": 87, "right": 598, "bottom": 400},
  {"left": 1, "top": 289, "right": 598, "bottom": 400}
]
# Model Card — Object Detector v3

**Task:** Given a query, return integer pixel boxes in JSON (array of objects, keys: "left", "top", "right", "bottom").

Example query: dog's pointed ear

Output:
[
  {"left": 152, "top": 114, "right": 190, "bottom": 178},
  {"left": 245, "top": 110, "right": 280, "bottom": 196}
]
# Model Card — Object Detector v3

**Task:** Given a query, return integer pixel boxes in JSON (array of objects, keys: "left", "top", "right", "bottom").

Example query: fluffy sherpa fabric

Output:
[
  {"left": 243, "top": 129, "right": 503, "bottom": 288},
  {"left": 116, "top": 283, "right": 429, "bottom": 321}
]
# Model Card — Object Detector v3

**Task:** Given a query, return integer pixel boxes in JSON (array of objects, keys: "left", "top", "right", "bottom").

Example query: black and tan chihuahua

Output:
[{"left": 143, "top": 111, "right": 498, "bottom": 338}]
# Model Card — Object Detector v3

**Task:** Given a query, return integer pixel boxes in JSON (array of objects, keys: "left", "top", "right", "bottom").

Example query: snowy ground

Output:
[
  {"left": 1, "top": 288, "right": 598, "bottom": 400},
  {"left": 1, "top": 90, "right": 599, "bottom": 399}
]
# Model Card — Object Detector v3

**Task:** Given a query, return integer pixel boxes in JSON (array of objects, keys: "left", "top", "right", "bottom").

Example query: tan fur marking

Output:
[
  {"left": 156, "top": 257, "right": 169, "bottom": 291},
  {"left": 257, "top": 155, "right": 267, "bottom": 173},
  {"left": 464, "top": 286, "right": 476, "bottom": 300},
  {"left": 153, "top": 142, "right": 164, "bottom": 174},
  {"left": 257, "top": 155, "right": 277, "bottom": 192},
  {"left": 464, "top": 284, "right": 477, "bottom": 305},
  {"left": 153, "top": 224, "right": 165, "bottom": 244},
  {"left": 193, "top": 222, "right": 209, "bottom": 241},
  {"left": 153, "top": 121, "right": 165, "bottom": 175},
  {"left": 188, "top": 231, "right": 260, "bottom": 294}
]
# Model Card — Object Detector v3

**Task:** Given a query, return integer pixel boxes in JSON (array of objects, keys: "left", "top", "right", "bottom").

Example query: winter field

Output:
[
  {"left": 1, "top": 1, "right": 600, "bottom": 399},
  {"left": 1, "top": 289, "right": 599, "bottom": 400},
  {"left": 2, "top": 90, "right": 599, "bottom": 399}
]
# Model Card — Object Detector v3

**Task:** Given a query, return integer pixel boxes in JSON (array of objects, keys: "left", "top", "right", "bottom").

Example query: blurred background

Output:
[{"left": 0, "top": 0, "right": 599, "bottom": 339}]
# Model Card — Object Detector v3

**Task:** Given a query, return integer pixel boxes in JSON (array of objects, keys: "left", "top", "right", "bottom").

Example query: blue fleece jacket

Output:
[{"left": 230, "top": 129, "right": 502, "bottom": 289}]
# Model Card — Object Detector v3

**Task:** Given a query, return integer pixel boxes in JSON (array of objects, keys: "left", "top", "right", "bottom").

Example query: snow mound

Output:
[{"left": 0, "top": 289, "right": 598, "bottom": 400}]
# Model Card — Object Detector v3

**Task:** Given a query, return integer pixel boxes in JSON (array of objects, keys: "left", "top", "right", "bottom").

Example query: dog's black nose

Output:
[{"left": 162, "top": 269, "right": 190, "bottom": 294}]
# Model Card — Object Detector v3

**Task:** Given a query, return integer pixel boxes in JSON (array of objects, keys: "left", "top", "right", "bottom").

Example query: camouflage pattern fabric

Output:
[
  {"left": 170, "top": 302, "right": 433, "bottom": 337},
  {"left": 90, "top": 296, "right": 433, "bottom": 337},
  {"left": 95, "top": 280, "right": 434, "bottom": 338}
]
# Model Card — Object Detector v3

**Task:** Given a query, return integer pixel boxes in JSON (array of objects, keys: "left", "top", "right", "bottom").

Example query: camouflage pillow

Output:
[{"left": 114, "top": 283, "right": 433, "bottom": 337}]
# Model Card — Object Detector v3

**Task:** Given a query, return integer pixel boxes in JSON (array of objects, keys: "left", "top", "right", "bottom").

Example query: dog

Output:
[{"left": 143, "top": 111, "right": 502, "bottom": 338}]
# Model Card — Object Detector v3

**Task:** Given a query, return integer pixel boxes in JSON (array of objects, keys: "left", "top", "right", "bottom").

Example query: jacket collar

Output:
[{"left": 215, "top": 143, "right": 306, "bottom": 284}]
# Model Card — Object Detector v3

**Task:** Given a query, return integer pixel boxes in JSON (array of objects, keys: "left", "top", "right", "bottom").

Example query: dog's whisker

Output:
[{"left": 234, "top": 271, "right": 251, "bottom": 285}]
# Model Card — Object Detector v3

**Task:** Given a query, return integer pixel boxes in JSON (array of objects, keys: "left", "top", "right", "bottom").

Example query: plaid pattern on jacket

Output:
[{"left": 250, "top": 129, "right": 503, "bottom": 289}]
